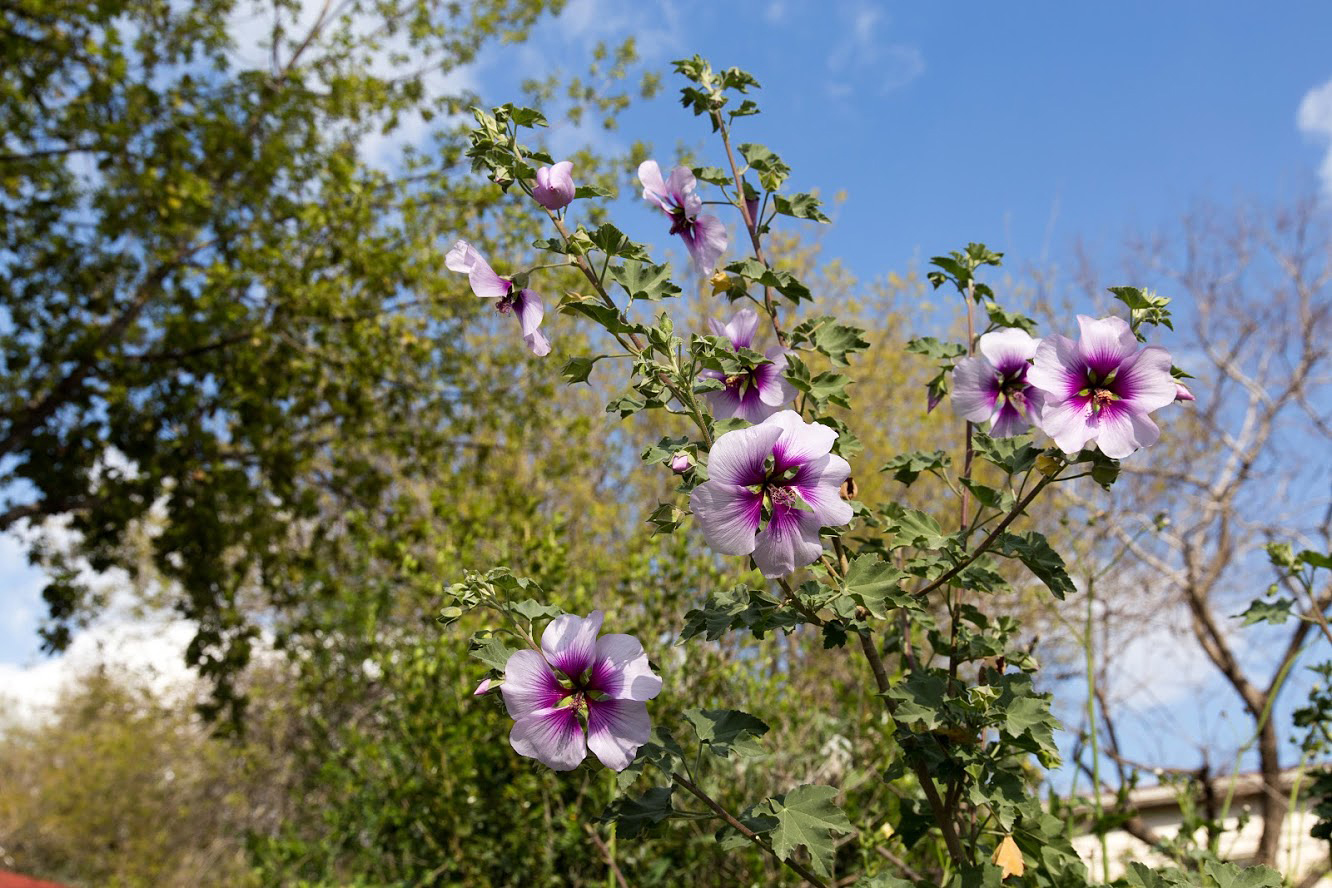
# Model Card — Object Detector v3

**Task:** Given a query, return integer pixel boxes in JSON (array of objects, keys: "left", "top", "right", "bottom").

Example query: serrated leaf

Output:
[
  {"left": 881, "top": 449, "right": 951, "bottom": 485},
  {"left": 991, "top": 531, "right": 1074, "bottom": 600},
  {"left": 1237, "top": 597, "right": 1295, "bottom": 626},
  {"left": 842, "top": 554, "right": 911, "bottom": 618},
  {"left": 684, "top": 709, "right": 770, "bottom": 758},
  {"left": 725, "top": 257, "right": 811, "bottom": 303},
  {"left": 773, "top": 192, "right": 829, "bottom": 223},
  {"left": 610, "top": 260, "right": 681, "bottom": 302},
  {"left": 467, "top": 634, "right": 516, "bottom": 672},
  {"left": 757, "top": 785, "right": 851, "bottom": 879},
  {"left": 883, "top": 503, "right": 947, "bottom": 550},
  {"left": 906, "top": 336, "right": 966, "bottom": 362},
  {"left": 561, "top": 355, "right": 602, "bottom": 384},
  {"left": 601, "top": 786, "right": 674, "bottom": 838},
  {"left": 573, "top": 183, "right": 613, "bottom": 199},
  {"left": 587, "top": 223, "right": 648, "bottom": 259}
]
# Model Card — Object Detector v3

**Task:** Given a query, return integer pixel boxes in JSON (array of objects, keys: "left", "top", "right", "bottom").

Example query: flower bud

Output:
[
  {"left": 473, "top": 678, "right": 498, "bottom": 696},
  {"left": 1173, "top": 382, "right": 1195, "bottom": 402},
  {"left": 709, "top": 270, "right": 733, "bottom": 296},
  {"left": 532, "top": 161, "right": 575, "bottom": 211},
  {"left": 669, "top": 451, "right": 692, "bottom": 473}
]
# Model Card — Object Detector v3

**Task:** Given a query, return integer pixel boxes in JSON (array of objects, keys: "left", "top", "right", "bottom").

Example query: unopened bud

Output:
[
  {"left": 473, "top": 678, "right": 498, "bottom": 696},
  {"left": 1173, "top": 382, "right": 1195, "bottom": 402},
  {"left": 709, "top": 270, "right": 733, "bottom": 295},
  {"left": 669, "top": 451, "right": 692, "bottom": 473},
  {"left": 1035, "top": 452, "right": 1064, "bottom": 477}
]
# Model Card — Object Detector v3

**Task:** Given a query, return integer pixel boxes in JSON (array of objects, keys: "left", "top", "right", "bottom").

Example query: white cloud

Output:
[
  {"left": 1297, "top": 77, "right": 1332, "bottom": 199},
  {"left": 825, "top": 1, "right": 924, "bottom": 97},
  {"left": 764, "top": 1, "right": 788, "bottom": 25}
]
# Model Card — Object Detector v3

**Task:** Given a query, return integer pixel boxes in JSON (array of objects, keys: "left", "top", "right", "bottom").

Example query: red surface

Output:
[{"left": 0, "top": 871, "right": 68, "bottom": 888}]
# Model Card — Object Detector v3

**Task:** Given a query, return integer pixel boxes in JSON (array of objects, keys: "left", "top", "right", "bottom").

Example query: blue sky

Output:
[{"left": 5, "top": 0, "right": 1332, "bottom": 787}]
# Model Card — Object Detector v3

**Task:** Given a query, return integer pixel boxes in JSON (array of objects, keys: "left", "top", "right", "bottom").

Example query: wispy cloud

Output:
[
  {"left": 1297, "top": 77, "right": 1332, "bottom": 199},
  {"left": 825, "top": 1, "right": 924, "bottom": 98}
]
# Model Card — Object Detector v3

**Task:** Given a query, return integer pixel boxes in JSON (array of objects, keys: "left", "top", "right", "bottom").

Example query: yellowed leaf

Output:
[{"left": 991, "top": 835, "right": 1024, "bottom": 880}]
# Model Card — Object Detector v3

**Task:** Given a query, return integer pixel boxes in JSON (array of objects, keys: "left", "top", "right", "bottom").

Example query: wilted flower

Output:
[
  {"left": 532, "top": 161, "right": 575, "bottom": 211},
  {"left": 1026, "top": 315, "right": 1176, "bottom": 459},
  {"left": 638, "top": 160, "right": 728, "bottom": 273},
  {"left": 669, "top": 451, "right": 692, "bottom": 473},
  {"left": 501, "top": 610, "right": 661, "bottom": 772},
  {"left": 952, "top": 328, "right": 1042, "bottom": 437},
  {"left": 690, "top": 410, "right": 852, "bottom": 577},
  {"left": 702, "top": 307, "right": 796, "bottom": 423},
  {"left": 445, "top": 240, "right": 551, "bottom": 356}
]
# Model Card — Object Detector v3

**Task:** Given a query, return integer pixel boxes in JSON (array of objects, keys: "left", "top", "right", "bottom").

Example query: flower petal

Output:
[
  {"left": 705, "top": 421, "right": 783, "bottom": 485},
  {"left": 1026, "top": 334, "right": 1084, "bottom": 401},
  {"left": 683, "top": 213, "right": 728, "bottom": 273},
  {"left": 1034, "top": 397, "right": 1096, "bottom": 455},
  {"left": 988, "top": 398, "right": 1030, "bottom": 438},
  {"left": 637, "top": 160, "right": 671, "bottom": 212},
  {"left": 445, "top": 240, "right": 510, "bottom": 300},
  {"left": 951, "top": 355, "right": 1001, "bottom": 423},
  {"left": 1076, "top": 315, "right": 1137, "bottom": 376},
  {"left": 765, "top": 410, "right": 838, "bottom": 473},
  {"left": 510, "top": 706, "right": 587, "bottom": 771},
  {"left": 791, "top": 454, "right": 853, "bottom": 527},
  {"left": 513, "top": 289, "right": 551, "bottom": 356},
  {"left": 586, "top": 699, "right": 651, "bottom": 771},
  {"left": 593, "top": 634, "right": 662, "bottom": 702},
  {"left": 533, "top": 161, "right": 575, "bottom": 210},
  {"left": 1114, "top": 345, "right": 1176, "bottom": 414},
  {"left": 501, "top": 649, "right": 564, "bottom": 719},
  {"left": 756, "top": 350, "right": 797, "bottom": 407},
  {"left": 1090, "top": 402, "right": 1161, "bottom": 459},
  {"left": 689, "top": 482, "right": 762, "bottom": 556},
  {"left": 752, "top": 501, "right": 824, "bottom": 577},
  {"left": 717, "top": 308, "right": 760, "bottom": 349},
  {"left": 978, "top": 328, "right": 1040, "bottom": 375},
  {"left": 665, "top": 165, "right": 698, "bottom": 207},
  {"left": 542, "top": 610, "right": 604, "bottom": 678}
]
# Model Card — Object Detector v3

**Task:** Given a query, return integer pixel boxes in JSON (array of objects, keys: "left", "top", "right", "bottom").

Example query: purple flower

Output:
[
  {"left": 501, "top": 610, "right": 662, "bottom": 772},
  {"left": 638, "top": 160, "right": 728, "bottom": 273},
  {"left": 1026, "top": 315, "right": 1177, "bottom": 459},
  {"left": 702, "top": 308, "right": 796, "bottom": 423},
  {"left": 951, "top": 328, "right": 1043, "bottom": 437},
  {"left": 532, "top": 161, "right": 575, "bottom": 211},
  {"left": 689, "top": 410, "right": 853, "bottom": 577},
  {"left": 669, "top": 451, "right": 692, "bottom": 473},
  {"left": 445, "top": 240, "right": 551, "bottom": 356}
]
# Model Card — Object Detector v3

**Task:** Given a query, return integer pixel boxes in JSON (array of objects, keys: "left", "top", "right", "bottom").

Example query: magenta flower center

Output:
[{"left": 1079, "top": 367, "right": 1123, "bottom": 414}]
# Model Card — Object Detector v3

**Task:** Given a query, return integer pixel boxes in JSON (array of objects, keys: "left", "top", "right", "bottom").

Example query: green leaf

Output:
[
  {"left": 573, "top": 183, "right": 613, "bottom": 199},
  {"left": 601, "top": 786, "right": 674, "bottom": 838},
  {"left": 684, "top": 709, "right": 770, "bottom": 758},
  {"left": 906, "top": 336, "right": 966, "bottom": 362},
  {"left": 1201, "top": 859, "right": 1285, "bottom": 888},
  {"left": 772, "top": 192, "right": 829, "bottom": 223},
  {"left": 561, "top": 355, "right": 602, "bottom": 385},
  {"left": 789, "top": 316, "right": 870, "bottom": 365},
  {"left": 971, "top": 433, "right": 1041, "bottom": 475},
  {"left": 879, "top": 449, "right": 951, "bottom": 486},
  {"left": 961, "top": 478, "right": 1013, "bottom": 512},
  {"left": 587, "top": 223, "right": 649, "bottom": 260},
  {"left": 884, "top": 670, "right": 948, "bottom": 731},
  {"left": 992, "top": 531, "right": 1075, "bottom": 600},
  {"left": 756, "top": 785, "right": 852, "bottom": 879},
  {"left": 725, "top": 257, "right": 811, "bottom": 303},
  {"left": 1299, "top": 549, "right": 1332, "bottom": 570},
  {"left": 692, "top": 165, "right": 732, "bottom": 185},
  {"left": 842, "top": 555, "right": 911, "bottom": 618},
  {"left": 736, "top": 142, "right": 790, "bottom": 191},
  {"left": 467, "top": 634, "right": 516, "bottom": 672},
  {"left": 883, "top": 503, "right": 947, "bottom": 550},
  {"left": 610, "top": 260, "right": 681, "bottom": 302},
  {"left": 1237, "top": 597, "right": 1295, "bottom": 626},
  {"left": 646, "top": 502, "right": 685, "bottom": 535}
]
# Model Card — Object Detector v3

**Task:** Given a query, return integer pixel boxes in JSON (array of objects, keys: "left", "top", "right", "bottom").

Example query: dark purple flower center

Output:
[
  {"left": 550, "top": 659, "right": 615, "bottom": 719},
  {"left": 668, "top": 206, "right": 694, "bottom": 236},
  {"left": 1078, "top": 366, "right": 1123, "bottom": 414},
  {"left": 725, "top": 371, "right": 755, "bottom": 394},
  {"left": 496, "top": 280, "right": 517, "bottom": 314}
]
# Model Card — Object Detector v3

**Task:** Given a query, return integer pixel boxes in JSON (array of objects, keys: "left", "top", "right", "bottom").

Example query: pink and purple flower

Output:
[
  {"left": 951, "top": 328, "right": 1042, "bottom": 437},
  {"left": 532, "top": 161, "right": 575, "bottom": 211},
  {"left": 702, "top": 308, "right": 796, "bottom": 423},
  {"left": 501, "top": 610, "right": 662, "bottom": 772},
  {"left": 638, "top": 160, "right": 728, "bottom": 273},
  {"left": 1026, "top": 315, "right": 1177, "bottom": 459},
  {"left": 445, "top": 240, "right": 551, "bottom": 356},
  {"left": 689, "top": 410, "right": 853, "bottom": 577}
]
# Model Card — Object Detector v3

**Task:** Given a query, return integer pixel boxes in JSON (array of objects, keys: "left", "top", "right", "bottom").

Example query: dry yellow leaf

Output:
[{"left": 992, "top": 835, "right": 1025, "bottom": 879}]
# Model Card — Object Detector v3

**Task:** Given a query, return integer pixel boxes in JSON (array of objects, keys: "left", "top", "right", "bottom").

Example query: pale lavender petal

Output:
[
  {"left": 684, "top": 213, "right": 728, "bottom": 273},
  {"left": 1027, "top": 334, "right": 1084, "bottom": 400},
  {"left": 586, "top": 699, "right": 652, "bottom": 771},
  {"left": 501, "top": 649, "right": 564, "bottom": 719},
  {"left": 1114, "top": 345, "right": 1176, "bottom": 414},
  {"left": 473, "top": 678, "right": 496, "bottom": 696},
  {"left": 730, "top": 382, "right": 783, "bottom": 423},
  {"left": 705, "top": 422, "right": 782, "bottom": 485},
  {"left": 533, "top": 161, "right": 575, "bottom": 210},
  {"left": 978, "top": 328, "right": 1040, "bottom": 375},
  {"left": 513, "top": 289, "right": 551, "bottom": 356},
  {"left": 593, "top": 634, "right": 662, "bottom": 702},
  {"left": 988, "top": 399, "right": 1029, "bottom": 437},
  {"left": 765, "top": 410, "right": 837, "bottom": 473},
  {"left": 704, "top": 384, "right": 746, "bottom": 421},
  {"left": 637, "top": 160, "right": 671, "bottom": 212},
  {"left": 1035, "top": 398, "right": 1097, "bottom": 455},
  {"left": 445, "top": 240, "right": 510, "bottom": 300},
  {"left": 791, "top": 453, "right": 853, "bottom": 527},
  {"left": 669, "top": 452, "right": 692, "bottom": 473},
  {"left": 542, "top": 610, "right": 604, "bottom": 678},
  {"left": 665, "top": 165, "right": 698, "bottom": 207},
  {"left": 721, "top": 308, "right": 760, "bottom": 349},
  {"left": 510, "top": 706, "right": 587, "bottom": 771},
  {"left": 1076, "top": 315, "right": 1137, "bottom": 375},
  {"left": 951, "top": 355, "right": 1001, "bottom": 423},
  {"left": 756, "top": 350, "right": 797, "bottom": 407},
  {"left": 752, "top": 501, "right": 824, "bottom": 577},
  {"left": 689, "top": 482, "right": 762, "bottom": 556},
  {"left": 1089, "top": 403, "right": 1161, "bottom": 459}
]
